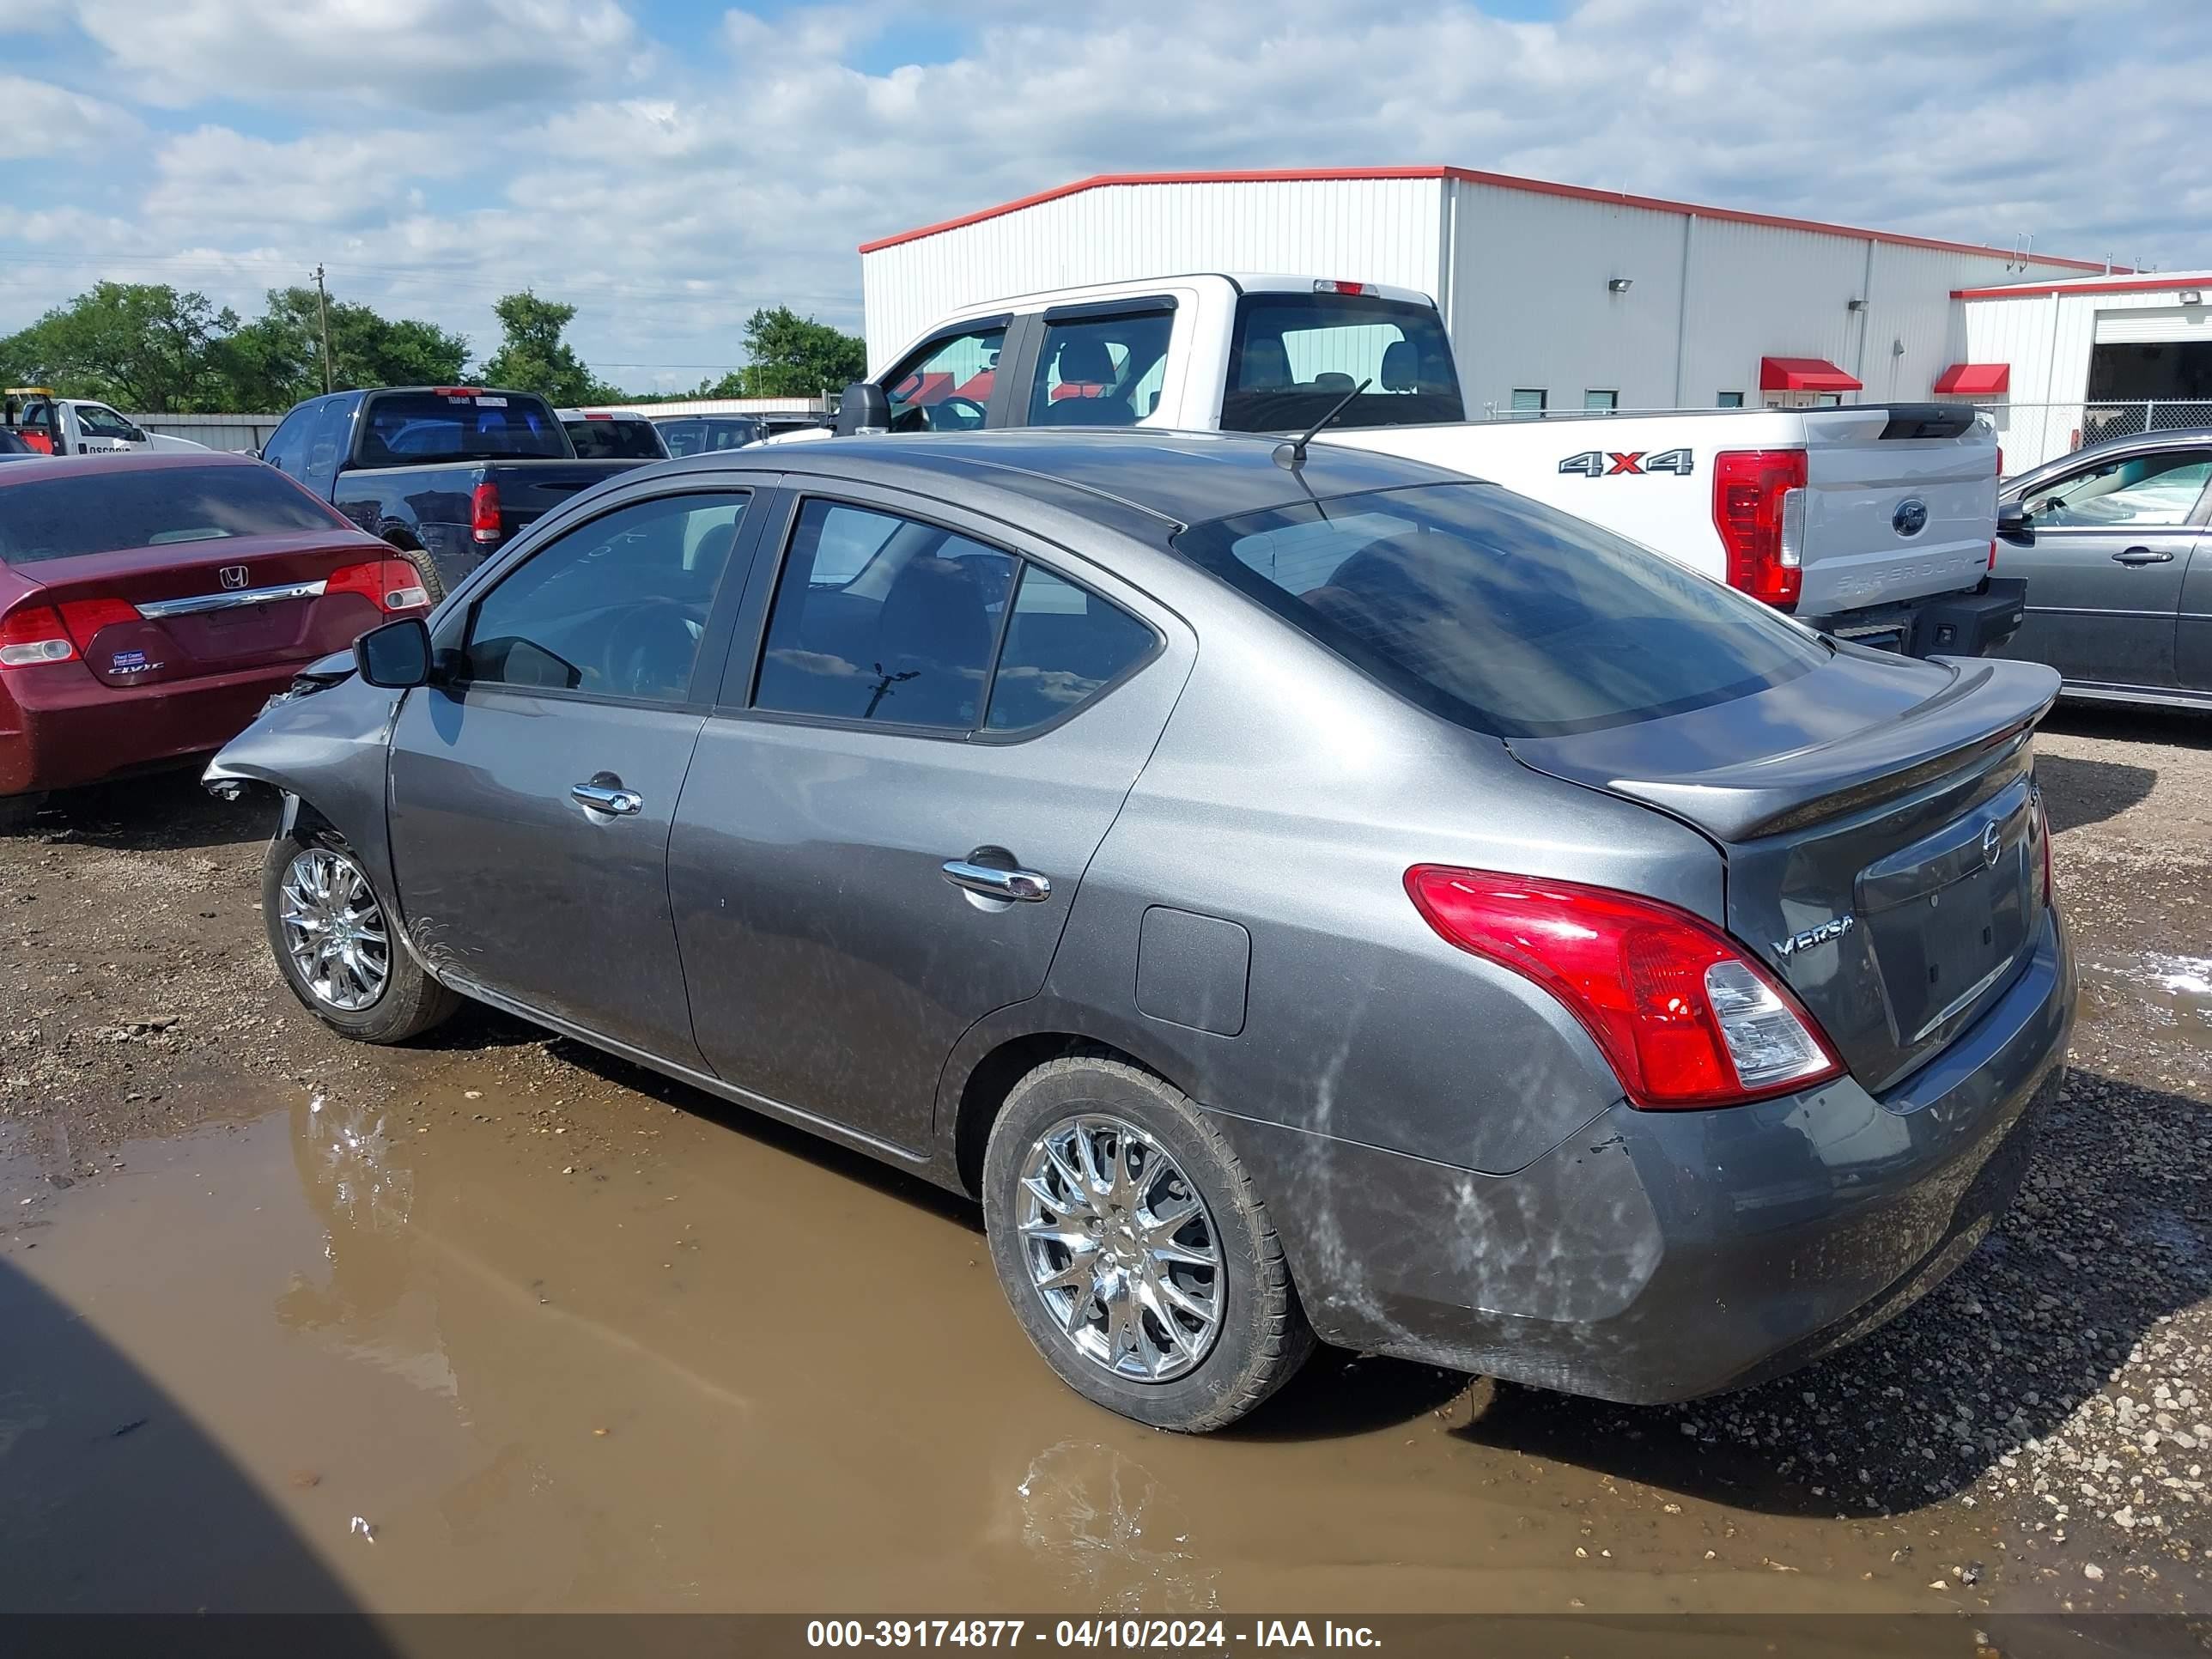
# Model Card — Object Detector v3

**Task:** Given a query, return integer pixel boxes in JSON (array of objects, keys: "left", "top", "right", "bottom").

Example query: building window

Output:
[
  {"left": 1584, "top": 390, "right": 1619, "bottom": 413},
  {"left": 1716, "top": 391, "right": 1744, "bottom": 409},
  {"left": 1814, "top": 392, "right": 1843, "bottom": 408},
  {"left": 1510, "top": 388, "right": 1547, "bottom": 416}
]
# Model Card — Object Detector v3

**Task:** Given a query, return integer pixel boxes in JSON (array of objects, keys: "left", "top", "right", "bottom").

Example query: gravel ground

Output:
[{"left": 2, "top": 703, "right": 2209, "bottom": 1613}]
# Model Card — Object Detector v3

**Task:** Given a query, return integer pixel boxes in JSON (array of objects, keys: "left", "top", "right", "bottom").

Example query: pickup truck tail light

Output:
[
  {"left": 327, "top": 557, "right": 429, "bottom": 612},
  {"left": 0, "top": 605, "right": 79, "bottom": 667},
  {"left": 1712, "top": 448, "right": 1808, "bottom": 610},
  {"left": 1405, "top": 866, "right": 1843, "bottom": 1109},
  {"left": 1314, "top": 279, "right": 1371, "bottom": 295},
  {"left": 470, "top": 482, "right": 501, "bottom": 545}
]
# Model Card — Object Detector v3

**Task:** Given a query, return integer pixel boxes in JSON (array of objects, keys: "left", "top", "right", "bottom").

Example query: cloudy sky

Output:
[{"left": 2, "top": 0, "right": 2204, "bottom": 393}]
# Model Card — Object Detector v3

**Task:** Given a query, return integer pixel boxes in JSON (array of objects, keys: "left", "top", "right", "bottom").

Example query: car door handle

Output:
[
  {"left": 571, "top": 781, "right": 644, "bottom": 816},
  {"left": 2112, "top": 546, "right": 2174, "bottom": 564},
  {"left": 941, "top": 860, "right": 1051, "bottom": 902}
]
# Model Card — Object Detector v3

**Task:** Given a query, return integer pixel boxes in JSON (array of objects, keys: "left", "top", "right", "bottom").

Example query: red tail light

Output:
[
  {"left": 1314, "top": 279, "right": 1372, "bottom": 295},
  {"left": 1995, "top": 445, "right": 2004, "bottom": 477},
  {"left": 433, "top": 386, "right": 485, "bottom": 398},
  {"left": 326, "top": 557, "right": 429, "bottom": 612},
  {"left": 0, "top": 605, "right": 76, "bottom": 667},
  {"left": 1988, "top": 538, "right": 1999, "bottom": 571},
  {"left": 470, "top": 482, "right": 501, "bottom": 545},
  {"left": 1405, "top": 866, "right": 1844, "bottom": 1109},
  {"left": 57, "top": 598, "right": 142, "bottom": 650},
  {"left": 1711, "top": 449, "right": 1808, "bottom": 609}
]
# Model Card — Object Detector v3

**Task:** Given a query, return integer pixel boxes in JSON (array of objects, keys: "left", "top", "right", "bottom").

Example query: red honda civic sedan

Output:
[{"left": 0, "top": 451, "right": 428, "bottom": 823}]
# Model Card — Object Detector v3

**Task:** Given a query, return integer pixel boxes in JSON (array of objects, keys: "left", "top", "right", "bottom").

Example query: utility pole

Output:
[{"left": 313, "top": 264, "right": 334, "bottom": 394}]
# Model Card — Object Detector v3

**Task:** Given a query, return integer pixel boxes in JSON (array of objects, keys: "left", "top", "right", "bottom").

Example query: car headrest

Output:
[
  {"left": 1311, "top": 372, "right": 1357, "bottom": 394},
  {"left": 1239, "top": 337, "right": 1291, "bottom": 389},
  {"left": 1380, "top": 340, "right": 1418, "bottom": 391},
  {"left": 1054, "top": 337, "right": 1116, "bottom": 386}
]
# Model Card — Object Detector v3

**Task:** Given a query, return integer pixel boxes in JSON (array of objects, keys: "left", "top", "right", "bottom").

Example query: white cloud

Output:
[
  {"left": 146, "top": 125, "right": 462, "bottom": 231},
  {"left": 3, "top": 0, "right": 2204, "bottom": 391},
  {"left": 0, "top": 73, "right": 142, "bottom": 156},
  {"left": 72, "top": 0, "right": 641, "bottom": 109}
]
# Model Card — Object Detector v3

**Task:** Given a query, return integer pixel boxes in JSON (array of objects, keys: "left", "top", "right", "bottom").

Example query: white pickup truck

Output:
[
  {"left": 1, "top": 389, "right": 208, "bottom": 458},
  {"left": 799, "top": 275, "right": 2026, "bottom": 657}
]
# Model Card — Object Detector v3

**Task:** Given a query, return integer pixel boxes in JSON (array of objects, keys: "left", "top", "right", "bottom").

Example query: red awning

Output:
[
  {"left": 1759, "top": 356, "right": 1863, "bottom": 392},
  {"left": 1932, "top": 362, "right": 2010, "bottom": 396}
]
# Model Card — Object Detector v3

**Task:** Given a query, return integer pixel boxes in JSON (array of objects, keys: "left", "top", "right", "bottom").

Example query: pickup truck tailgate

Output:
[{"left": 1798, "top": 405, "right": 1996, "bottom": 617}]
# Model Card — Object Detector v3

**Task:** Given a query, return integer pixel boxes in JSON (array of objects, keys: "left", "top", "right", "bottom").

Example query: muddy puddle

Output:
[
  {"left": 2080, "top": 952, "right": 2212, "bottom": 1060},
  {"left": 2, "top": 1059, "right": 2099, "bottom": 1622}
]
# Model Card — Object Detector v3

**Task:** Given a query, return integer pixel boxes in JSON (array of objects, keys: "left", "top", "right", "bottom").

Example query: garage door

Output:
[{"left": 2094, "top": 307, "right": 2212, "bottom": 344}]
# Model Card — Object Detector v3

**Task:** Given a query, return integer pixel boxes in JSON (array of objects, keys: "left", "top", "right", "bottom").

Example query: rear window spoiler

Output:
[{"left": 1866, "top": 404, "right": 1978, "bottom": 441}]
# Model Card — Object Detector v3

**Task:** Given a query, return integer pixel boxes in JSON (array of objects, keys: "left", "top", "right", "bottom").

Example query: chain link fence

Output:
[{"left": 1984, "top": 400, "right": 2212, "bottom": 475}]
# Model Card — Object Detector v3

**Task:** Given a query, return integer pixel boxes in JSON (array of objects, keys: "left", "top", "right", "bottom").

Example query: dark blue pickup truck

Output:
[{"left": 255, "top": 387, "right": 651, "bottom": 599}]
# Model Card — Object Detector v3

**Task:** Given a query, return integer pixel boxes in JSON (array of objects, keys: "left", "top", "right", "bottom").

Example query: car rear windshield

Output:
[
  {"left": 1172, "top": 483, "right": 1826, "bottom": 738},
  {"left": 0, "top": 465, "right": 352, "bottom": 565},
  {"left": 360, "top": 392, "right": 567, "bottom": 465},
  {"left": 563, "top": 417, "right": 666, "bottom": 461},
  {"left": 1220, "top": 293, "right": 1466, "bottom": 433},
  {"left": 658, "top": 417, "right": 763, "bottom": 457}
]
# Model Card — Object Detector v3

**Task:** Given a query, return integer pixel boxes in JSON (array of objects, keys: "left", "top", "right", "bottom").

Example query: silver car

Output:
[{"left": 208, "top": 431, "right": 2075, "bottom": 1431}]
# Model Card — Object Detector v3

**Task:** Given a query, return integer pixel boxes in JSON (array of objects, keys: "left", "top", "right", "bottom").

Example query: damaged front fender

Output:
[{"left": 202, "top": 669, "right": 409, "bottom": 929}]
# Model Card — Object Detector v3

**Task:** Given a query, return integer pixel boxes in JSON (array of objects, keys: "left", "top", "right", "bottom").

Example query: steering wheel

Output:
[
  {"left": 927, "top": 396, "right": 988, "bottom": 432},
  {"left": 599, "top": 601, "right": 701, "bottom": 701}
]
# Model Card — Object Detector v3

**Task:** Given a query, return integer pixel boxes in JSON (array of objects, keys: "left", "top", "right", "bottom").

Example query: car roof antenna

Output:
[{"left": 1273, "top": 378, "right": 1371, "bottom": 473}]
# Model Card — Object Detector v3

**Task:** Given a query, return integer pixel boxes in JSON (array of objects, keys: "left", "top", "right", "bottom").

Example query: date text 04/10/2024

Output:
[{"left": 803, "top": 1620, "right": 1382, "bottom": 1650}]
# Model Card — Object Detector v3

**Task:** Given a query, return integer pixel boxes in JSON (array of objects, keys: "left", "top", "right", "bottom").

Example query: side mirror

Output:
[
  {"left": 355, "top": 617, "right": 433, "bottom": 688},
  {"left": 834, "top": 381, "right": 890, "bottom": 436},
  {"left": 1996, "top": 499, "right": 2034, "bottom": 546}
]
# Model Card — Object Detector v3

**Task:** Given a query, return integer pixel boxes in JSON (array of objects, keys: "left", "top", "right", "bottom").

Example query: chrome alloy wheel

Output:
[
  {"left": 1017, "top": 1115, "right": 1224, "bottom": 1382},
  {"left": 278, "top": 847, "right": 390, "bottom": 1012}
]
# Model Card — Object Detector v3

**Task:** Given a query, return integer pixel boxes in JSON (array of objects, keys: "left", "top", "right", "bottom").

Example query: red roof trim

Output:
[
  {"left": 1933, "top": 362, "right": 2010, "bottom": 395},
  {"left": 1953, "top": 273, "right": 2199, "bottom": 301},
  {"left": 858, "top": 167, "right": 2118, "bottom": 271},
  {"left": 1759, "top": 356, "right": 1863, "bottom": 393}
]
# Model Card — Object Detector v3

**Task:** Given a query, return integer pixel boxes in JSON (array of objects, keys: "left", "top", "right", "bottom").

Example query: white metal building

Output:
[
  {"left": 857, "top": 167, "right": 2112, "bottom": 418},
  {"left": 1957, "top": 271, "right": 2212, "bottom": 469}
]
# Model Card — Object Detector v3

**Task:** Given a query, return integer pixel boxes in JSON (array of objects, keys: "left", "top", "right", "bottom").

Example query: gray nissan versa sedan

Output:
[{"left": 204, "top": 431, "right": 2076, "bottom": 1432}]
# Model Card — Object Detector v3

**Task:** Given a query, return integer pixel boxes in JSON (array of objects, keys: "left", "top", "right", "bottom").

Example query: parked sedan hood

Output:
[{"left": 1506, "top": 647, "right": 2063, "bottom": 1091}]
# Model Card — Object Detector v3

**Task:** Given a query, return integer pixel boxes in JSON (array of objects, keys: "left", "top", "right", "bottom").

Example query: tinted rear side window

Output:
[
  {"left": 755, "top": 501, "right": 1013, "bottom": 730},
  {"left": 360, "top": 392, "right": 566, "bottom": 464},
  {"left": 985, "top": 565, "right": 1155, "bottom": 731},
  {"left": 1221, "top": 293, "right": 1465, "bottom": 433},
  {"left": 0, "top": 466, "right": 350, "bottom": 563},
  {"left": 1173, "top": 483, "right": 1826, "bottom": 738}
]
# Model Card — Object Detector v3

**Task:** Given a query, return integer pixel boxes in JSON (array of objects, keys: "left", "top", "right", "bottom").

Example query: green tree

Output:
[
  {"left": 726, "top": 306, "right": 865, "bottom": 397},
  {"left": 222, "top": 286, "right": 470, "bottom": 409},
  {"left": 477, "top": 290, "right": 620, "bottom": 404},
  {"left": 0, "top": 282, "right": 239, "bottom": 411}
]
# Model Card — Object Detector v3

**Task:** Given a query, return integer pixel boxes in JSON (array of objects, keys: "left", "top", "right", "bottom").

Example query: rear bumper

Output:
[
  {"left": 1800, "top": 578, "right": 2027, "bottom": 659},
  {"left": 0, "top": 659, "right": 299, "bottom": 797},
  {"left": 1209, "top": 903, "right": 2075, "bottom": 1404}
]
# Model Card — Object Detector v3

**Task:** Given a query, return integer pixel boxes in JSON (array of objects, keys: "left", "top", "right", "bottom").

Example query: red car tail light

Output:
[
  {"left": 0, "top": 605, "right": 76, "bottom": 667},
  {"left": 1712, "top": 448, "right": 1808, "bottom": 609},
  {"left": 1405, "top": 866, "right": 1844, "bottom": 1109},
  {"left": 470, "top": 482, "right": 501, "bottom": 545},
  {"left": 57, "top": 598, "right": 142, "bottom": 651},
  {"left": 326, "top": 557, "right": 429, "bottom": 611}
]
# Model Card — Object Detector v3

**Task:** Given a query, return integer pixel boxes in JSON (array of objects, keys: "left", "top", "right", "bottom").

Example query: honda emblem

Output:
[{"left": 218, "top": 565, "right": 249, "bottom": 589}]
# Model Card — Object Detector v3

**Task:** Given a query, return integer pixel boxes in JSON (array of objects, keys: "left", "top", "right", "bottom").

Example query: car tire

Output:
[
  {"left": 982, "top": 1057, "right": 1315, "bottom": 1432},
  {"left": 384, "top": 537, "right": 445, "bottom": 605},
  {"left": 262, "top": 825, "right": 459, "bottom": 1043}
]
